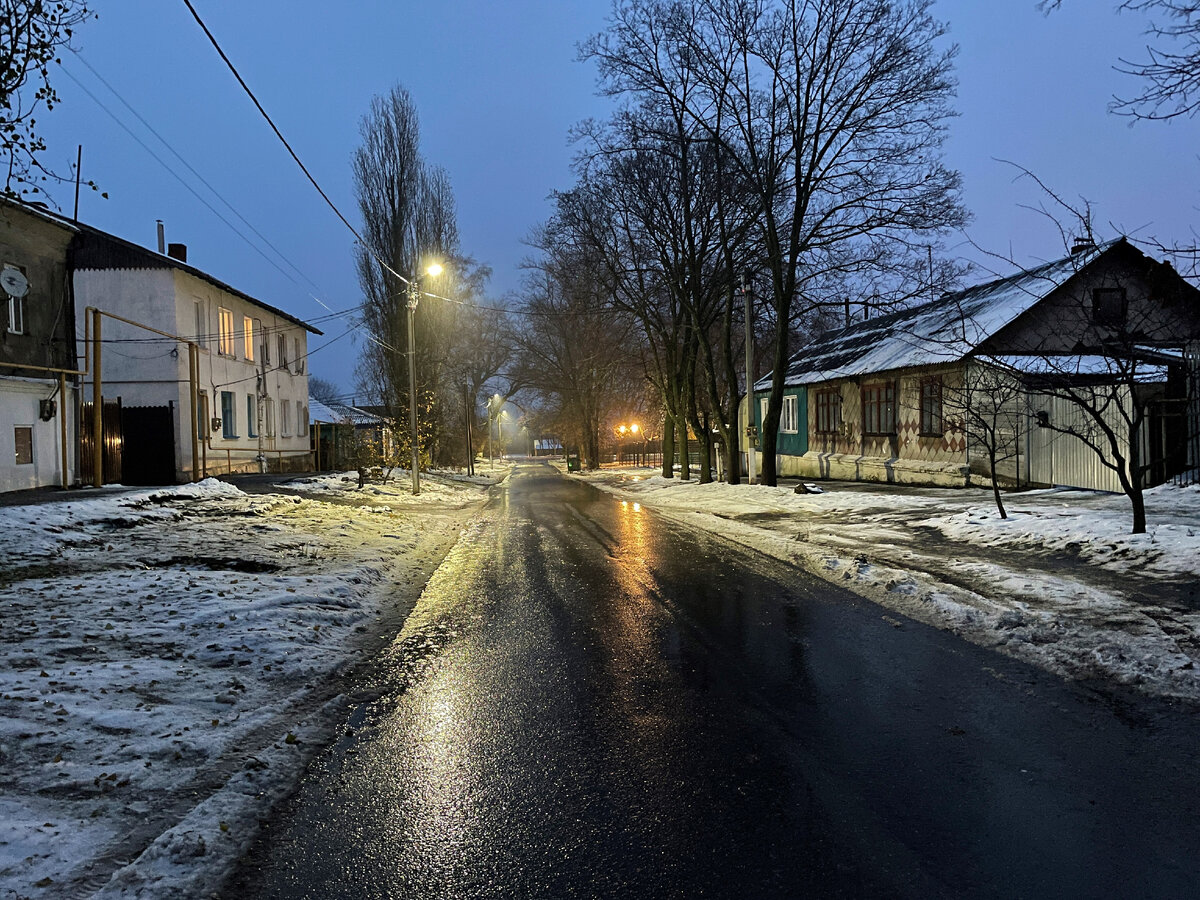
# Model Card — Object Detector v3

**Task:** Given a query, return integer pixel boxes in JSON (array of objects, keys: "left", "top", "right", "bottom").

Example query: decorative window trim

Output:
[
  {"left": 243, "top": 315, "right": 256, "bottom": 362},
  {"left": 862, "top": 380, "right": 897, "bottom": 436},
  {"left": 814, "top": 389, "right": 842, "bottom": 435},
  {"left": 919, "top": 376, "right": 944, "bottom": 438}
]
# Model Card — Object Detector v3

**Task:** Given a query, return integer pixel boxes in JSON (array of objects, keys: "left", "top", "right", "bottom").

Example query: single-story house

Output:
[{"left": 743, "top": 239, "right": 1200, "bottom": 490}]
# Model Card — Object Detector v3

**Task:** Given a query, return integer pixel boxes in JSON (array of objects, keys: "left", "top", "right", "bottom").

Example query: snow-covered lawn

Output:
[
  {"left": 0, "top": 473, "right": 495, "bottom": 899},
  {"left": 572, "top": 466, "right": 1200, "bottom": 703}
]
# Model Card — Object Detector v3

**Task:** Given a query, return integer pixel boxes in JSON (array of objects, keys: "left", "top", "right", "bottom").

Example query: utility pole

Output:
[
  {"left": 742, "top": 271, "right": 757, "bottom": 485},
  {"left": 464, "top": 384, "right": 474, "bottom": 477},
  {"left": 406, "top": 280, "right": 421, "bottom": 495}
]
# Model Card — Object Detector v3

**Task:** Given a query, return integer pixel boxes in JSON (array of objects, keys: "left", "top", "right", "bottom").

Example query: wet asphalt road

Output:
[{"left": 228, "top": 461, "right": 1200, "bottom": 899}]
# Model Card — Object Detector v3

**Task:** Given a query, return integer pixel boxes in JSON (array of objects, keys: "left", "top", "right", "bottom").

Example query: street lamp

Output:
[{"left": 405, "top": 261, "right": 443, "bottom": 495}]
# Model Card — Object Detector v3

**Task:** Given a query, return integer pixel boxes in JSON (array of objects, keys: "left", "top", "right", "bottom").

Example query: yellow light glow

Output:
[
  {"left": 426, "top": 262, "right": 444, "bottom": 277},
  {"left": 630, "top": 423, "right": 639, "bottom": 434},
  {"left": 618, "top": 425, "right": 627, "bottom": 435}
]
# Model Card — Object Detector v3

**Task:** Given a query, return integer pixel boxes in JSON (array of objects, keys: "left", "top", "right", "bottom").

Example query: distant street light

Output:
[{"left": 405, "top": 261, "right": 444, "bottom": 495}]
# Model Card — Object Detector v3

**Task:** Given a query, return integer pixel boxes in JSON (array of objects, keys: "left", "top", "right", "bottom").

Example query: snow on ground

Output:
[
  {"left": 570, "top": 465, "right": 1200, "bottom": 703},
  {"left": 0, "top": 473, "right": 498, "bottom": 899}
]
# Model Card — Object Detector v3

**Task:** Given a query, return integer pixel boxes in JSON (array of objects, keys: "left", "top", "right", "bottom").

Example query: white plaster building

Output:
[
  {"left": 72, "top": 226, "right": 320, "bottom": 481},
  {"left": 0, "top": 202, "right": 80, "bottom": 493}
]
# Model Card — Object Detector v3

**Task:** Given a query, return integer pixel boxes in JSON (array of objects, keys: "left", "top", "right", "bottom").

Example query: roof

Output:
[
  {"left": 62, "top": 213, "right": 322, "bottom": 335},
  {"left": 755, "top": 240, "right": 1123, "bottom": 390},
  {"left": 309, "top": 398, "right": 391, "bottom": 426}
]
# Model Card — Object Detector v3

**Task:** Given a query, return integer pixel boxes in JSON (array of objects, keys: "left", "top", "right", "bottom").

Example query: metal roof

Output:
[
  {"left": 755, "top": 240, "right": 1123, "bottom": 390},
  {"left": 66, "top": 216, "right": 323, "bottom": 335}
]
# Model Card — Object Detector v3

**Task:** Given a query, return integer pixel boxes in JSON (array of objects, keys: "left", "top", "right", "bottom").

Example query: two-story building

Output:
[
  {"left": 72, "top": 225, "right": 320, "bottom": 481},
  {"left": 0, "top": 202, "right": 80, "bottom": 492}
]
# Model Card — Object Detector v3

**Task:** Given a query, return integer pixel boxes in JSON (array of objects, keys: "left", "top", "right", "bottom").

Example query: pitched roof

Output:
[
  {"left": 756, "top": 240, "right": 1123, "bottom": 390},
  {"left": 308, "top": 398, "right": 390, "bottom": 426},
  {"left": 1, "top": 199, "right": 327, "bottom": 336}
]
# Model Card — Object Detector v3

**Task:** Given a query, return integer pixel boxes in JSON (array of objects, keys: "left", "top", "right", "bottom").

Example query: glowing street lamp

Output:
[{"left": 405, "top": 261, "right": 444, "bottom": 495}]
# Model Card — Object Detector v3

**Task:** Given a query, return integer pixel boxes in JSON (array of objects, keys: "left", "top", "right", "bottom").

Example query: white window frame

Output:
[
  {"left": 293, "top": 337, "right": 304, "bottom": 375},
  {"left": 217, "top": 307, "right": 235, "bottom": 357},
  {"left": 263, "top": 397, "right": 276, "bottom": 438},
  {"left": 277, "top": 334, "right": 288, "bottom": 370},
  {"left": 280, "top": 399, "right": 292, "bottom": 437},
  {"left": 5, "top": 264, "right": 27, "bottom": 335},
  {"left": 781, "top": 395, "right": 798, "bottom": 434}
]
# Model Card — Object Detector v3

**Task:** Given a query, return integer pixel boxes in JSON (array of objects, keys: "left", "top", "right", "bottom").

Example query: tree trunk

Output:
[
  {"left": 989, "top": 448, "right": 1007, "bottom": 519},
  {"left": 661, "top": 416, "right": 675, "bottom": 479},
  {"left": 677, "top": 416, "right": 691, "bottom": 480}
]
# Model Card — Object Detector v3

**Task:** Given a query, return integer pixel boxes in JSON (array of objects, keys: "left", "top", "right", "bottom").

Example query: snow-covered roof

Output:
[
  {"left": 756, "top": 240, "right": 1121, "bottom": 390},
  {"left": 308, "top": 398, "right": 390, "bottom": 426},
  {"left": 994, "top": 354, "right": 1169, "bottom": 381}
]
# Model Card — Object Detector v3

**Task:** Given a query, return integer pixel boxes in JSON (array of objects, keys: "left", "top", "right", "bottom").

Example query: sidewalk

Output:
[{"left": 570, "top": 465, "right": 1200, "bottom": 704}]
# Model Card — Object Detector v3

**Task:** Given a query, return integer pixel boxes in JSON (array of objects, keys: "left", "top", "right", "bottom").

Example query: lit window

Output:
[
  {"left": 243, "top": 316, "right": 255, "bottom": 362},
  {"left": 218, "top": 308, "right": 235, "bottom": 356},
  {"left": 14, "top": 426, "right": 33, "bottom": 464},
  {"left": 220, "top": 390, "right": 236, "bottom": 439}
]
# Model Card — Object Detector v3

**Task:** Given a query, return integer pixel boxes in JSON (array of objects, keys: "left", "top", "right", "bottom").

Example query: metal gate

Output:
[
  {"left": 81, "top": 398, "right": 123, "bottom": 484},
  {"left": 120, "top": 402, "right": 177, "bottom": 485}
]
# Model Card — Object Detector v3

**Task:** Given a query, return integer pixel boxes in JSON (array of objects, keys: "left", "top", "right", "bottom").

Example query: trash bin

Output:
[{"left": 566, "top": 453, "right": 580, "bottom": 472}]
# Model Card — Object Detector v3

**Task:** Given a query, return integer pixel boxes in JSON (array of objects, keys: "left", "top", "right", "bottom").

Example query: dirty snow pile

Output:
[
  {"left": 288, "top": 465, "right": 510, "bottom": 505},
  {"left": 576, "top": 467, "right": 1200, "bottom": 703},
  {"left": 0, "top": 476, "right": 487, "bottom": 899}
]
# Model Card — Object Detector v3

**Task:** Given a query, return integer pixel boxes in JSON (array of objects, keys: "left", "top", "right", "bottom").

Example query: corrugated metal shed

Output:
[
  {"left": 309, "top": 398, "right": 389, "bottom": 427},
  {"left": 756, "top": 241, "right": 1119, "bottom": 390}
]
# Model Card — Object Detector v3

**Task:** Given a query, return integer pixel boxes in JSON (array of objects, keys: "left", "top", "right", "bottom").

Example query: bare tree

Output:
[
  {"left": 353, "top": 84, "right": 467, "bottom": 469},
  {"left": 584, "top": 0, "right": 966, "bottom": 486},
  {"left": 1042, "top": 1, "right": 1200, "bottom": 120},
  {"left": 1, "top": 1, "right": 96, "bottom": 200},
  {"left": 307, "top": 375, "right": 341, "bottom": 404}
]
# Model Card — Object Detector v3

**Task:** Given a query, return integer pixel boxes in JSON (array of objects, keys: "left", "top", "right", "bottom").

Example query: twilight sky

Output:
[{"left": 36, "top": 0, "right": 1200, "bottom": 396}]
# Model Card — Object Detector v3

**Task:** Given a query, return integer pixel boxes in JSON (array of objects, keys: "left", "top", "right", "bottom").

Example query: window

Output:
[
  {"left": 815, "top": 389, "right": 842, "bottom": 434},
  {"left": 862, "top": 381, "right": 897, "bottom": 435},
  {"left": 14, "top": 426, "right": 32, "bottom": 465},
  {"left": 5, "top": 264, "right": 27, "bottom": 334},
  {"left": 261, "top": 325, "right": 271, "bottom": 364},
  {"left": 300, "top": 406, "right": 308, "bottom": 437},
  {"left": 194, "top": 300, "right": 207, "bottom": 348},
  {"left": 263, "top": 398, "right": 276, "bottom": 437},
  {"left": 243, "top": 316, "right": 255, "bottom": 362},
  {"left": 217, "top": 307, "right": 235, "bottom": 356},
  {"left": 920, "top": 377, "right": 944, "bottom": 437},
  {"left": 220, "top": 391, "right": 237, "bottom": 439},
  {"left": 246, "top": 394, "right": 258, "bottom": 438},
  {"left": 759, "top": 397, "right": 769, "bottom": 431},
  {"left": 281, "top": 399, "right": 292, "bottom": 437},
  {"left": 1093, "top": 287, "right": 1127, "bottom": 327},
  {"left": 277, "top": 334, "right": 288, "bottom": 370},
  {"left": 293, "top": 337, "right": 304, "bottom": 374},
  {"left": 781, "top": 395, "right": 798, "bottom": 433}
]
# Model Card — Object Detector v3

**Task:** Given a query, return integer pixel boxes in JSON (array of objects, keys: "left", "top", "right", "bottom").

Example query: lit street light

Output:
[{"left": 405, "top": 261, "right": 443, "bottom": 495}]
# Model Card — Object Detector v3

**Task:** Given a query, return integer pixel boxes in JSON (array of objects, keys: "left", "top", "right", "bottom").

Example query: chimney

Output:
[
  {"left": 156, "top": 220, "right": 165, "bottom": 254},
  {"left": 167, "top": 243, "right": 188, "bottom": 263},
  {"left": 1071, "top": 236, "right": 1096, "bottom": 256}
]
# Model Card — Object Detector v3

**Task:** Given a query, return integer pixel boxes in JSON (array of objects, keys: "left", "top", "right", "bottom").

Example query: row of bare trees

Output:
[{"left": 518, "top": 0, "right": 967, "bottom": 483}]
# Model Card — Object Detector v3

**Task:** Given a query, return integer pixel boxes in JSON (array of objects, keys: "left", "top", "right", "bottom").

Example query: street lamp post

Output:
[{"left": 405, "top": 262, "right": 443, "bottom": 495}]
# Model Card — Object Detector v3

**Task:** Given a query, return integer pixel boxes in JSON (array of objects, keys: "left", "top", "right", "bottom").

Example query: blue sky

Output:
[{"left": 36, "top": 1, "right": 1200, "bottom": 395}]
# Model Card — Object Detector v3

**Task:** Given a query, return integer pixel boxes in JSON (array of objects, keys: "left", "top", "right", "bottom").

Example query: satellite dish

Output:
[{"left": 1, "top": 267, "right": 29, "bottom": 299}]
